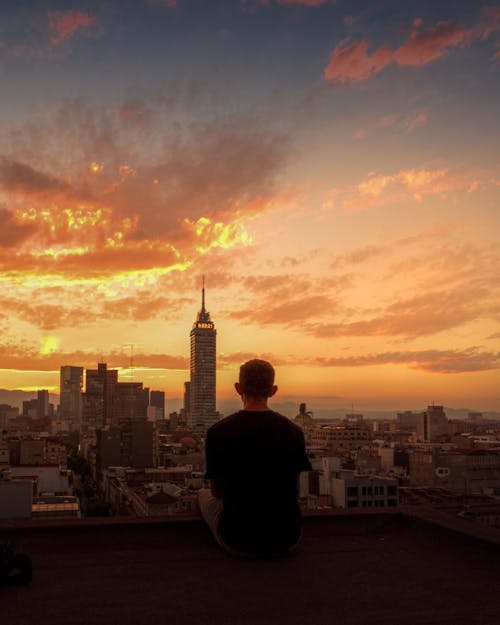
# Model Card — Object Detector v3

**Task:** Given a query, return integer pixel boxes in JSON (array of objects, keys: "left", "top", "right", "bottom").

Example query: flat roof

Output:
[{"left": 1, "top": 509, "right": 500, "bottom": 625}]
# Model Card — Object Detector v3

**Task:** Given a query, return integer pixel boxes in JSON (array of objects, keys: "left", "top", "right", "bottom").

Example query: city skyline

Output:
[{"left": 0, "top": 1, "right": 499, "bottom": 411}]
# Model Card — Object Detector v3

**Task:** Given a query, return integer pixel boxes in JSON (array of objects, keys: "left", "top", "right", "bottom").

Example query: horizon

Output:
[
  {"left": 0, "top": 1, "right": 499, "bottom": 411},
  {"left": 2, "top": 385, "right": 498, "bottom": 418}
]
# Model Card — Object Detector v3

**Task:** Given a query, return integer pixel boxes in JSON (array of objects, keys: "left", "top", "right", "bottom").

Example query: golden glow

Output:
[
  {"left": 90, "top": 162, "right": 104, "bottom": 173},
  {"left": 39, "top": 336, "right": 60, "bottom": 356},
  {"left": 33, "top": 246, "right": 91, "bottom": 258},
  {"left": 185, "top": 216, "right": 253, "bottom": 254},
  {"left": 119, "top": 164, "right": 137, "bottom": 177},
  {"left": 17, "top": 205, "right": 111, "bottom": 234}
]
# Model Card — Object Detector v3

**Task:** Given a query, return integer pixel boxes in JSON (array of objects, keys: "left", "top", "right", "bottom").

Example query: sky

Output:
[{"left": 0, "top": 0, "right": 499, "bottom": 412}]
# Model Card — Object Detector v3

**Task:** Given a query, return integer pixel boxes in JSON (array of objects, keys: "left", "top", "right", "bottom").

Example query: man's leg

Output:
[{"left": 198, "top": 488, "right": 226, "bottom": 549}]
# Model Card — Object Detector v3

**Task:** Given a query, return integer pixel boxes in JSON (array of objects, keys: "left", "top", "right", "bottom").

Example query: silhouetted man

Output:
[{"left": 198, "top": 359, "right": 312, "bottom": 557}]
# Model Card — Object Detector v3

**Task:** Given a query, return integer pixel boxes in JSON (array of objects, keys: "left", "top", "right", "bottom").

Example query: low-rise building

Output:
[
  {"left": 309, "top": 425, "right": 372, "bottom": 452},
  {"left": 409, "top": 448, "right": 500, "bottom": 495},
  {"left": 330, "top": 471, "right": 399, "bottom": 509}
]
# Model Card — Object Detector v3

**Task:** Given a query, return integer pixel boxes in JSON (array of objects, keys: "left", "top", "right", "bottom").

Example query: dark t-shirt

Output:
[{"left": 205, "top": 409, "right": 312, "bottom": 555}]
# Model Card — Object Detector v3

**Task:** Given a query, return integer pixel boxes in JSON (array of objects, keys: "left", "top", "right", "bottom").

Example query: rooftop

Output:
[{"left": 2, "top": 508, "right": 500, "bottom": 625}]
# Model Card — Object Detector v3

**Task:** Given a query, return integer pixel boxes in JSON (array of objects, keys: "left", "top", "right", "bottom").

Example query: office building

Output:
[
  {"left": 149, "top": 390, "right": 165, "bottom": 420},
  {"left": 60, "top": 366, "right": 83, "bottom": 421},
  {"left": 84, "top": 363, "right": 118, "bottom": 428}
]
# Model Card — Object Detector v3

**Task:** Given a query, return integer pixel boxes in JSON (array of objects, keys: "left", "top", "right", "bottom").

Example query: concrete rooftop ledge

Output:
[{"left": 2, "top": 509, "right": 500, "bottom": 625}]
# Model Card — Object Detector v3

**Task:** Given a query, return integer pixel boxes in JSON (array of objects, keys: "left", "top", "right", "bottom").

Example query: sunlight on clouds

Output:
[
  {"left": 39, "top": 336, "right": 60, "bottom": 356},
  {"left": 185, "top": 216, "right": 253, "bottom": 254},
  {"left": 359, "top": 168, "right": 448, "bottom": 198},
  {"left": 119, "top": 164, "right": 137, "bottom": 178},
  {"left": 17, "top": 205, "right": 111, "bottom": 233},
  {"left": 33, "top": 246, "right": 91, "bottom": 258},
  {"left": 89, "top": 162, "right": 104, "bottom": 173}
]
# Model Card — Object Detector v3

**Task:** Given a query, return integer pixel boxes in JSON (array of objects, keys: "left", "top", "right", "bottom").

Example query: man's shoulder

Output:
[{"left": 207, "top": 410, "right": 303, "bottom": 436}]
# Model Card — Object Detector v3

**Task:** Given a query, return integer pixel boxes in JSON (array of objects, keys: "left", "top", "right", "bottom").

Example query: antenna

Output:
[
  {"left": 124, "top": 344, "right": 134, "bottom": 381},
  {"left": 201, "top": 275, "right": 206, "bottom": 312}
]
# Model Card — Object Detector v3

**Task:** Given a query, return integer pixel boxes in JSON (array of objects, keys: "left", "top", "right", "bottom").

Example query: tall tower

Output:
[{"left": 190, "top": 279, "right": 217, "bottom": 435}]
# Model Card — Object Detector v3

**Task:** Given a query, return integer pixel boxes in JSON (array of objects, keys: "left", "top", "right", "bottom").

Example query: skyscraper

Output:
[
  {"left": 190, "top": 280, "right": 217, "bottom": 435},
  {"left": 59, "top": 367, "right": 83, "bottom": 422},
  {"left": 150, "top": 390, "right": 165, "bottom": 420}
]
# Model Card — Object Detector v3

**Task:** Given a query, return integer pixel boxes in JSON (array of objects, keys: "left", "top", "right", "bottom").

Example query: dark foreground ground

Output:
[{"left": 1, "top": 508, "right": 500, "bottom": 625}]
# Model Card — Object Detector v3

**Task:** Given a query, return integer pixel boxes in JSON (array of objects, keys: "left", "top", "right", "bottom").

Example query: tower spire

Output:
[{"left": 201, "top": 275, "right": 206, "bottom": 313}]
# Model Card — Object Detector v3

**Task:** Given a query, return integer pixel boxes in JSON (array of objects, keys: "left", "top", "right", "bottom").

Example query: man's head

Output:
[{"left": 236, "top": 359, "right": 277, "bottom": 401}]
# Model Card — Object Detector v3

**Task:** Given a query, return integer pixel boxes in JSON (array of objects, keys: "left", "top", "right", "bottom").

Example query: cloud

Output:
[
  {"left": 48, "top": 10, "right": 95, "bottom": 46},
  {"left": 230, "top": 293, "right": 337, "bottom": 326},
  {"left": 0, "top": 208, "right": 37, "bottom": 247},
  {"left": 309, "top": 276, "right": 500, "bottom": 340},
  {"left": 326, "top": 165, "right": 496, "bottom": 214},
  {"left": 324, "top": 38, "right": 393, "bottom": 83},
  {"left": 0, "top": 157, "right": 71, "bottom": 197},
  {"left": 392, "top": 21, "right": 468, "bottom": 67},
  {"left": 324, "top": 11, "right": 499, "bottom": 83},
  {"left": 311, "top": 348, "right": 500, "bottom": 374},
  {"left": 0, "top": 341, "right": 188, "bottom": 372},
  {"left": 218, "top": 352, "right": 294, "bottom": 368},
  {"left": 353, "top": 109, "right": 428, "bottom": 140},
  {"left": 0, "top": 95, "right": 289, "bottom": 280}
]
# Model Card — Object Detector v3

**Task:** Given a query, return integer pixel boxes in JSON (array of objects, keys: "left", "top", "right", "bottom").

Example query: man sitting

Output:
[{"left": 198, "top": 359, "right": 312, "bottom": 557}]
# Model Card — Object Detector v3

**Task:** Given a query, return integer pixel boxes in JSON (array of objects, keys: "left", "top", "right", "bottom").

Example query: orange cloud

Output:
[
  {"left": 0, "top": 158, "right": 70, "bottom": 197},
  {"left": 0, "top": 209, "right": 37, "bottom": 247},
  {"left": 0, "top": 340, "right": 188, "bottom": 372},
  {"left": 392, "top": 21, "right": 468, "bottom": 67},
  {"left": 312, "top": 348, "right": 500, "bottom": 374},
  {"left": 326, "top": 165, "right": 495, "bottom": 214},
  {"left": 0, "top": 96, "right": 289, "bottom": 280},
  {"left": 324, "top": 39, "right": 393, "bottom": 83},
  {"left": 230, "top": 294, "right": 337, "bottom": 326},
  {"left": 48, "top": 10, "right": 95, "bottom": 46},
  {"left": 309, "top": 278, "right": 500, "bottom": 339},
  {"left": 325, "top": 11, "right": 499, "bottom": 83}
]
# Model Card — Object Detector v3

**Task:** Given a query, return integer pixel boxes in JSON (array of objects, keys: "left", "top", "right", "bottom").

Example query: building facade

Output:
[{"left": 60, "top": 366, "right": 83, "bottom": 422}]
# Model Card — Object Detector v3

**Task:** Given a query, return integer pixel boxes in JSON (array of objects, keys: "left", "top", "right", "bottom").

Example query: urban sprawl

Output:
[{"left": 2, "top": 288, "right": 500, "bottom": 529}]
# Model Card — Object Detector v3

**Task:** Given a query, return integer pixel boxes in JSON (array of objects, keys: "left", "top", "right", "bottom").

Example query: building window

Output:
[
  {"left": 387, "top": 486, "right": 397, "bottom": 496},
  {"left": 388, "top": 499, "right": 398, "bottom": 507},
  {"left": 347, "top": 486, "right": 358, "bottom": 497},
  {"left": 347, "top": 500, "right": 358, "bottom": 508}
]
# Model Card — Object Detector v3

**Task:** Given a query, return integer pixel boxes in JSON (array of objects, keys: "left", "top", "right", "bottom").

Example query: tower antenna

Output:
[
  {"left": 124, "top": 344, "right": 134, "bottom": 381},
  {"left": 201, "top": 275, "right": 206, "bottom": 312}
]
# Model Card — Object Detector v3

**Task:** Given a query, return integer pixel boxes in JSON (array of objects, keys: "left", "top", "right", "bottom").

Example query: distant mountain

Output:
[{"left": 167, "top": 397, "right": 500, "bottom": 422}]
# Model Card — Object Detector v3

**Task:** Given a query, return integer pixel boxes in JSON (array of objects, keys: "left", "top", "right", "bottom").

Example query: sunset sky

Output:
[{"left": 1, "top": 0, "right": 499, "bottom": 412}]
